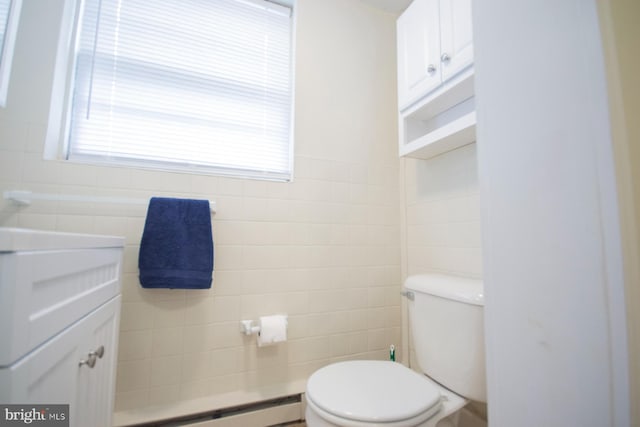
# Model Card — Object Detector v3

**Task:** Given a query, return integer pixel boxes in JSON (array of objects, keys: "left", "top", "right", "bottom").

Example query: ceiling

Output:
[{"left": 359, "top": 0, "right": 413, "bottom": 14}]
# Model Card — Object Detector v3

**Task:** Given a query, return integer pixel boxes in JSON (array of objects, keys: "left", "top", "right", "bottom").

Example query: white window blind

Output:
[
  {"left": 68, "top": 0, "right": 293, "bottom": 181},
  {"left": 0, "top": 1, "right": 10, "bottom": 53}
]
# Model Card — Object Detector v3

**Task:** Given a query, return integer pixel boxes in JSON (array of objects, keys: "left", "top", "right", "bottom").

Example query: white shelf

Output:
[
  {"left": 399, "top": 67, "right": 475, "bottom": 160},
  {"left": 400, "top": 111, "right": 476, "bottom": 159}
]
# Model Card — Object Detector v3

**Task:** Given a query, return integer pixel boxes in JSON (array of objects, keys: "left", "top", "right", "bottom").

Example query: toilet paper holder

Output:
[
  {"left": 241, "top": 315, "right": 288, "bottom": 347},
  {"left": 240, "top": 319, "right": 261, "bottom": 336}
]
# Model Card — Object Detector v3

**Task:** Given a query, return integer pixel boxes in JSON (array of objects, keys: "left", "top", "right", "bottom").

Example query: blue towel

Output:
[{"left": 139, "top": 197, "right": 213, "bottom": 289}]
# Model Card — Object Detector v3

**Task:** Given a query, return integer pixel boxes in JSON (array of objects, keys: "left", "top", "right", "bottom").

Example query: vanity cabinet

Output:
[
  {"left": 0, "top": 228, "right": 124, "bottom": 427},
  {"left": 0, "top": 297, "right": 121, "bottom": 427},
  {"left": 397, "top": 0, "right": 475, "bottom": 159}
]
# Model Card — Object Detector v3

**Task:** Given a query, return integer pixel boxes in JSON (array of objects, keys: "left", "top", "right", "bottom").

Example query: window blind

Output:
[
  {"left": 68, "top": 0, "right": 293, "bottom": 181},
  {"left": 0, "top": 0, "right": 10, "bottom": 54}
]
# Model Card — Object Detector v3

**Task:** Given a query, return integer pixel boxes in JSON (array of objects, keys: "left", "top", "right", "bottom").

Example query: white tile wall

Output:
[
  {"left": 404, "top": 143, "right": 483, "bottom": 278},
  {"left": 0, "top": 0, "right": 402, "bottom": 415}
]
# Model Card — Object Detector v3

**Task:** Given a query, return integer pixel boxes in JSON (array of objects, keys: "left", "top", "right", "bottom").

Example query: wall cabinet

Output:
[
  {"left": 397, "top": 0, "right": 475, "bottom": 159},
  {"left": 0, "top": 228, "right": 124, "bottom": 427}
]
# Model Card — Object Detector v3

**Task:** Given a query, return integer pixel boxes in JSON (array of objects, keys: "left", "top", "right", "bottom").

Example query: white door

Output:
[
  {"left": 439, "top": 0, "right": 473, "bottom": 81},
  {"left": 397, "top": 0, "right": 442, "bottom": 110}
]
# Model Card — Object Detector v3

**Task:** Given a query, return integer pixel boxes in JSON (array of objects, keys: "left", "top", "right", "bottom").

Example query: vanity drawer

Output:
[{"left": 0, "top": 247, "right": 123, "bottom": 366}]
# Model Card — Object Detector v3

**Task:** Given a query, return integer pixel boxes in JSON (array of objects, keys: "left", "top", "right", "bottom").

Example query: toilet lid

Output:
[{"left": 306, "top": 360, "right": 441, "bottom": 423}]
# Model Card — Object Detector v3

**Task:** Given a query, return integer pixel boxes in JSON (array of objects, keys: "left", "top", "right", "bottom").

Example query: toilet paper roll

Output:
[{"left": 257, "top": 314, "right": 288, "bottom": 347}]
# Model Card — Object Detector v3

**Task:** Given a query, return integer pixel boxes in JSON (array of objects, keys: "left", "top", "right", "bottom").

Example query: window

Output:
[{"left": 67, "top": 0, "right": 294, "bottom": 181}]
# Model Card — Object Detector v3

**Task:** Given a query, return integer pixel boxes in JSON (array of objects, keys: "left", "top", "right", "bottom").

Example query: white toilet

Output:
[{"left": 305, "top": 274, "right": 486, "bottom": 427}]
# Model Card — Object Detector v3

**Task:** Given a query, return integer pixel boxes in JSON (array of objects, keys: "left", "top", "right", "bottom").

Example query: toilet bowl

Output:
[
  {"left": 305, "top": 274, "right": 486, "bottom": 427},
  {"left": 305, "top": 360, "right": 467, "bottom": 427}
]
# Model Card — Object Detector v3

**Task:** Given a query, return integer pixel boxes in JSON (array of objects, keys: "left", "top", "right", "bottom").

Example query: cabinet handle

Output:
[
  {"left": 79, "top": 354, "right": 97, "bottom": 368},
  {"left": 441, "top": 53, "right": 451, "bottom": 63},
  {"left": 427, "top": 64, "right": 436, "bottom": 74}
]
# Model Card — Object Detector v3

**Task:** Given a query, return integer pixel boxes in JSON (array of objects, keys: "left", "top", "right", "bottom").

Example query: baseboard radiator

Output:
[{"left": 132, "top": 394, "right": 305, "bottom": 427}]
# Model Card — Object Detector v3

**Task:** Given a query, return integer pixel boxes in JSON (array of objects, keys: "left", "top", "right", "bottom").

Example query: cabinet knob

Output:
[
  {"left": 427, "top": 64, "right": 436, "bottom": 74},
  {"left": 79, "top": 345, "right": 105, "bottom": 368},
  {"left": 90, "top": 345, "right": 105, "bottom": 359},
  {"left": 79, "top": 354, "right": 97, "bottom": 369},
  {"left": 441, "top": 53, "right": 451, "bottom": 63}
]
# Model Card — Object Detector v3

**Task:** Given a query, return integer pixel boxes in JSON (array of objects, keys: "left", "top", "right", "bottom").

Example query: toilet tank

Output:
[{"left": 404, "top": 274, "right": 486, "bottom": 402}]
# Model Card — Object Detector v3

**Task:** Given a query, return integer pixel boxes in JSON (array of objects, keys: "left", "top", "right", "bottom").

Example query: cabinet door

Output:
[
  {"left": 0, "top": 297, "right": 121, "bottom": 427},
  {"left": 397, "top": 0, "right": 441, "bottom": 110},
  {"left": 75, "top": 297, "right": 120, "bottom": 427},
  {"left": 439, "top": 0, "right": 473, "bottom": 81}
]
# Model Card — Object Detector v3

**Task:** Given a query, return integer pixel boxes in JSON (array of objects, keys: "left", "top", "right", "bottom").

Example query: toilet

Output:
[{"left": 305, "top": 274, "right": 486, "bottom": 427}]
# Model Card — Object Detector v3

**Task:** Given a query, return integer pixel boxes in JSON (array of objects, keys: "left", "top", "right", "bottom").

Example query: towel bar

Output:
[{"left": 3, "top": 190, "right": 217, "bottom": 214}]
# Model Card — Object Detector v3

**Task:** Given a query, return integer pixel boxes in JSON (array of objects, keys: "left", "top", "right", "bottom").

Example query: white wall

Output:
[
  {"left": 473, "top": 0, "right": 630, "bottom": 426},
  {"left": 0, "top": 0, "right": 401, "bottom": 418},
  {"left": 598, "top": 1, "right": 640, "bottom": 425}
]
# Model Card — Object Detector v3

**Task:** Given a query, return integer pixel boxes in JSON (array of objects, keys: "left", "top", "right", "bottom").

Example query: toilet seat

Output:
[{"left": 305, "top": 360, "right": 443, "bottom": 426}]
